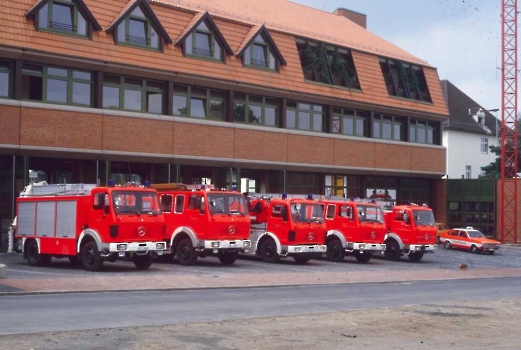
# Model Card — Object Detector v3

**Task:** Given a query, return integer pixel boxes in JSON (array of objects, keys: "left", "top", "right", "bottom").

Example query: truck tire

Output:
[
  {"left": 176, "top": 237, "right": 198, "bottom": 265},
  {"left": 444, "top": 241, "right": 451, "bottom": 249},
  {"left": 326, "top": 239, "right": 345, "bottom": 262},
  {"left": 354, "top": 251, "right": 372, "bottom": 263},
  {"left": 81, "top": 241, "right": 103, "bottom": 271},
  {"left": 408, "top": 252, "right": 424, "bottom": 262},
  {"left": 470, "top": 245, "right": 478, "bottom": 254},
  {"left": 26, "top": 240, "right": 51, "bottom": 267},
  {"left": 218, "top": 250, "right": 238, "bottom": 265},
  {"left": 384, "top": 240, "right": 402, "bottom": 261},
  {"left": 133, "top": 254, "right": 153, "bottom": 270},
  {"left": 260, "top": 238, "right": 280, "bottom": 263},
  {"left": 292, "top": 255, "right": 310, "bottom": 264}
]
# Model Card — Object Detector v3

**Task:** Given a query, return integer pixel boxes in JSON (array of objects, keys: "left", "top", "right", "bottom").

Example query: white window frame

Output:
[
  {"left": 480, "top": 138, "right": 488, "bottom": 154},
  {"left": 465, "top": 165, "right": 471, "bottom": 179}
]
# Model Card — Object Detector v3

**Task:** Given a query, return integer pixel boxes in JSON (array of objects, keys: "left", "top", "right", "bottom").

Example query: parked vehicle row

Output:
[{"left": 13, "top": 181, "right": 500, "bottom": 272}]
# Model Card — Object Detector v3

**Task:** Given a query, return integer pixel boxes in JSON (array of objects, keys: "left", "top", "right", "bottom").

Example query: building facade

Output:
[
  {"left": 0, "top": 0, "right": 449, "bottom": 244},
  {"left": 440, "top": 80, "right": 498, "bottom": 179}
]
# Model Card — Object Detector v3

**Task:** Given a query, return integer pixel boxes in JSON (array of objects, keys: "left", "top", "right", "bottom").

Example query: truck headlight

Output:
[
  {"left": 211, "top": 242, "right": 220, "bottom": 248},
  {"left": 156, "top": 242, "right": 166, "bottom": 250},
  {"left": 243, "top": 241, "right": 251, "bottom": 248},
  {"left": 359, "top": 244, "right": 365, "bottom": 250},
  {"left": 117, "top": 244, "right": 127, "bottom": 251},
  {"left": 294, "top": 247, "right": 301, "bottom": 252}
]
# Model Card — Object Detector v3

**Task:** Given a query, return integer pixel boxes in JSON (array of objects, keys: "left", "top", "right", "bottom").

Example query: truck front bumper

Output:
[
  {"left": 106, "top": 241, "right": 167, "bottom": 256},
  {"left": 285, "top": 244, "right": 327, "bottom": 254},
  {"left": 200, "top": 240, "right": 252, "bottom": 253},
  {"left": 405, "top": 244, "right": 437, "bottom": 253},
  {"left": 348, "top": 243, "right": 386, "bottom": 252}
]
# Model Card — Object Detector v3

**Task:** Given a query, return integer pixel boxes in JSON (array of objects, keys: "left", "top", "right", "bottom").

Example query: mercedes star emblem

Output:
[
  {"left": 137, "top": 226, "right": 146, "bottom": 236},
  {"left": 229, "top": 226, "right": 235, "bottom": 234}
]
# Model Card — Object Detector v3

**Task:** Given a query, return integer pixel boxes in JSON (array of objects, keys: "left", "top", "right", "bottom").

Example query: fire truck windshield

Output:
[
  {"left": 207, "top": 193, "right": 248, "bottom": 216},
  {"left": 112, "top": 191, "right": 162, "bottom": 216},
  {"left": 412, "top": 210, "right": 435, "bottom": 227},
  {"left": 357, "top": 205, "right": 384, "bottom": 223},
  {"left": 291, "top": 203, "right": 324, "bottom": 223}
]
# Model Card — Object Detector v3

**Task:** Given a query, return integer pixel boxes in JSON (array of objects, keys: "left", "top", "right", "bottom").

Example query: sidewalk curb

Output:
[{"left": 0, "top": 275, "right": 519, "bottom": 297}]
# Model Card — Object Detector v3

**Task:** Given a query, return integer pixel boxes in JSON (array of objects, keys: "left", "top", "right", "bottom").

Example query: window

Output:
[
  {"left": 116, "top": 6, "right": 160, "bottom": 49},
  {"left": 373, "top": 114, "right": 404, "bottom": 141},
  {"left": 286, "top": 101, "right": 324, "bottom": 132},
  {"left": 174, "top": 195, "right": 185, "bottom": 213},
  {"left": 410, "top": 119, "right": 438, "bottom": 144},
  {"left": 37, "top": 0, "right": 88, "bottom": 37},
  {"left": 0, "top": 60, "right": 10, "bottom": 98},
  {"left": 161, "top": 195, "right": 173, "bottom": 212},
  {"left": 22, "top": 64, "right": 92, "bottom": 106},
  {"left": 325, "top": 175, "right": 359, "bottom": 198},
  {"left": 233, "top": 93, "right": 279, "bottom": 126},
  {"left": 331, "top": 108, "right": 367, "bottom": 137},
  {"left": 481, "top": 138, "right": 488, "bottom": 154},
  {"left": 102, "top": 75, "right": 164, "bottom": 114},
  {"left": 326, "top": 205, "right": 336, "bottom": 219},
  {"left": 184, "top": 21, "right": 222, "bottom": 61},
  {"left": 465, "top": 165, "right": 471, "bottom": 179},
  {"left": 296, "top": 38, "right": 360, "bottom": 89},
  {"left": 244, "top": 34, "right": 277, "bottom": 71},
  {"left": 172, "top": 84, "right": 225, "bottom": 120},
  {"left": 379, "top": 58, "right": 431, "bottom": 102}
]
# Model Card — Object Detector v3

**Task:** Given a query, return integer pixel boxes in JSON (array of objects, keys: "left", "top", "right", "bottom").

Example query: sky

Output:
[{"left": 292, "top": 0, "right": 502, "bottom": 116}]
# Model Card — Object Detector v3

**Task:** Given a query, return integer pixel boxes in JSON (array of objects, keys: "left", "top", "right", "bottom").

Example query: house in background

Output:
[{"left": 441, "top": 80, "right": 499, "bottom": 179}]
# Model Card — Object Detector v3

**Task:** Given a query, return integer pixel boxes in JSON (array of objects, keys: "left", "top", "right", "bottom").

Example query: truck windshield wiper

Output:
[
  {"left": 141, "top": 210, "right": 158, "bottom": 216},
  {"left": 118, "top": 210, "right": 141, "bottom": 216}
]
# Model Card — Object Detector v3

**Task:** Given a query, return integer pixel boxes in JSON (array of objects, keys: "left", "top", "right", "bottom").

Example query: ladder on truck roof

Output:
[{"left": 20, "top": 182, "right": 97, "bottom": 197}]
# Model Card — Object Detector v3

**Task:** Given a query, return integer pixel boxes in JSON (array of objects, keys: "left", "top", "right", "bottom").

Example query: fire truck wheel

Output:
[
  {"left": 408, "top": 252, "right": 424, "bottom": 262},
  {"left": 26, "top": 240, "right": 52, "bottom": 267},
  {"left": 292, "top": 255, "right": 310, "bottom": 264},
  {"left": 444, "top": 241, "right": 451, "bottom": 249},
  {"left": 470, "top": 245, "right": 478, "bottom": 254},
  {"left": 81, "top": 241, "right": 104, "bottom": 271},
  {"left": 260, "top": 238, "right": 280, "bottom": 263},
  {"left": 217, "top": 250, "right": 238, "bottom": 265},
  {"left": 354, "top": 251, "right": 372, "bottom": 263},
  {"left": 133, "top": 254, "right": 153, "bottom": 270},
  {"left": 384, "top": 240, "right": 402, "bottom": 261},
  {"left": 326, "top": 239, "right": 345, "bottom": 262},
  {"left": 176, "top": 238, "right": 198, "bottom": 265}
]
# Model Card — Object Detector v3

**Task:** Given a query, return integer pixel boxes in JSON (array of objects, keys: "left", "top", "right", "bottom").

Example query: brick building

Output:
[{"left": 0, "top": 0, "right": 449, "bottom": 240}]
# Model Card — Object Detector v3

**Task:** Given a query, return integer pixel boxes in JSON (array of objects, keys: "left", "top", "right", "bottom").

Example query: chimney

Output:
[{"left": 333, "top": 8, "right": 367, "bottom": 29}]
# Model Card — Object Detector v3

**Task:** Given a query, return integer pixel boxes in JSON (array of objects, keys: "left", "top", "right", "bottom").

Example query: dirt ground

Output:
[{"left": 1, "top": 297, "right": 519, "bottom": 350}]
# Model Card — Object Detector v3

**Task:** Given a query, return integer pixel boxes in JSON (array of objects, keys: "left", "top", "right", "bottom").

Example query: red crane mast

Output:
[{"left": 500, "top": 0, "right": 518, "bottom": 243}]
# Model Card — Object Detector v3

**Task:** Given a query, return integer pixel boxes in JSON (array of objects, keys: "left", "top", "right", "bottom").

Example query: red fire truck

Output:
[
  {"left": 152, "top": 183, "right": 251, "bottom": 265},
  {"left": 320, "top": 199, "right": 387, "bottom": 263},
  {"left": 383, "top": 204, "right": 437, "bottom": 261},
  {"left": 14, "top": 182, "right": 166, "bottom": 271},
  {"left": 246, "top": 194, "right": 327, "bottom": 263}
]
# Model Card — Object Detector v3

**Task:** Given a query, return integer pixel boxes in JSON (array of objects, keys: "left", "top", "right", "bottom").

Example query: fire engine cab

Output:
[
  {"left": 152, "top": 183, "right": 251, "bottom": 265},
  {"left": 246, "top": 194, "right": 327, "bottom": 263},
  {"left": 383, "top": 203, "right": 437, "bottom": 261},
  {"left": 14, "top": 181, "right": 166, "bottom": 271},
  {"left": 320, "top": 198, "right": 387, "bottom": 263}
]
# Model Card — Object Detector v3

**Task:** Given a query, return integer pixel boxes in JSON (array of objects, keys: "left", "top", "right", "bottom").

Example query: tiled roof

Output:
[
  {"left": 235, "top": 24, "right": 287, "bottom": 66},
  {"left": 26, "top": 0, "right": 102, "bottom": 31},
  {"left": 107, "top": 0, "right": 173, "bottom": 43},
  {"left": 175, "top": 11, "right": 233, "bottom": 55},
  {"left": 151, "top": 0, "right": 431, "bottom": 67},
  {"left": 440, "top": 80, "right": 499, "bottom": 135}
]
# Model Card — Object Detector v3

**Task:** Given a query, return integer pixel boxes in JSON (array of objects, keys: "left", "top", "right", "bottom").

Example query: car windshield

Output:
[
  {"left": 112, "top": 190, "right": 162, "bottom": 215},
  {"left": 467, "top": 230, "right": 486, "bottom": 238},
  {"left": 207, "top": 193, "right": 248, "bottom": 216},
  {"left": 413, "top": 210, "right": 435, "bottom": 226},
  {"left": 290, "top": 203, "right": 324, "bottom": 223},
  {"left": 357, "top": 205, "right": 384, "bottom": 223}
]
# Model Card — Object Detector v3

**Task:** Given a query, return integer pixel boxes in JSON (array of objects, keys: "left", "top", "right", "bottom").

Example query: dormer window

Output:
[
  {"left": 244, "top": 34, "right": 276, "bottom": 70},
  {"left": 238, "top": 25, "right": 286, "bottom": 72},
  {"left": 27, "top": 0, "right": 101, "bottom": 38},
  {"left": 107, "top": 0, "right": 172, "bottom": 51},
  {"left": 117, "top": 6, "right": 159, "bottom": 49},
  {"left": 185, "top": 21, "right": 222, "bottom": 60}
]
